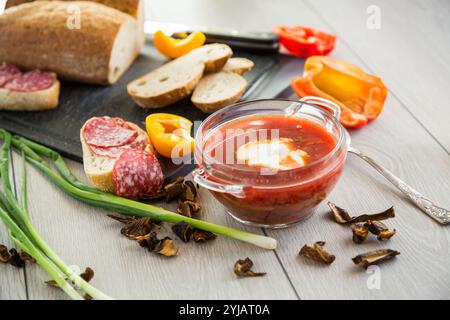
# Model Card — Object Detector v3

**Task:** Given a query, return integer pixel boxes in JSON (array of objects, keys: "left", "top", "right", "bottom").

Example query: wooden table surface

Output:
[{"left": 1, "top": 0, "right": 450, "bottom": 300}]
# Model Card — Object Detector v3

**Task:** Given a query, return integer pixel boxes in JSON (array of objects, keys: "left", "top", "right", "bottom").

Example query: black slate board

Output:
[{"left": 0, "top": 45, "right": 283, "bottom": 180}]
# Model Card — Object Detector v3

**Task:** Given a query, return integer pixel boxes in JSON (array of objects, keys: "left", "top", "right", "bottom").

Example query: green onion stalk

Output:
[
  {"left": 0, "top": 205, "right": 84, "bottom": 300},
  {"left": 1, "top": 130, "right": 277, "bottom": 250},
  {"left": 0, "top": 130, "right": 113, "bottom": 300}
]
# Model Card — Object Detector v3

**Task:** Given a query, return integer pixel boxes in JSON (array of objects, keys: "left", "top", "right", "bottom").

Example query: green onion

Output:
[
  {"left": 0, "top": 206, "right": 84, "bottom": 300},
  {"left": 0, "top": 129, "right": 113, "bottom": 300},
  {"left": 8, "top": 132, "right": 277, "bottom": 250}
]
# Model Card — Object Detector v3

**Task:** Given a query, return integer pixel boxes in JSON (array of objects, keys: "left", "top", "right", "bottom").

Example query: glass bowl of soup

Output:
[{"left": 193, "top": 97, "right": 348, "bottom": 228}]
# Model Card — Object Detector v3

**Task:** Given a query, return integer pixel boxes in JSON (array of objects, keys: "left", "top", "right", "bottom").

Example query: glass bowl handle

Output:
[
  {"left": 300, "top": 96, "right": 341, "bottom": 120},
  {"left": 192, "top": 167, "right": 246, "bottom": 198}
]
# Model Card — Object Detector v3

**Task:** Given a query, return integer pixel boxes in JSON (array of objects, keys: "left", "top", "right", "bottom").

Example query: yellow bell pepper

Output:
[
  {"left": 146, "top": 113, "right": 195, "bottom": 158},
  {"left": 153, "top": 30, "right": 206, "bottom": 59}
]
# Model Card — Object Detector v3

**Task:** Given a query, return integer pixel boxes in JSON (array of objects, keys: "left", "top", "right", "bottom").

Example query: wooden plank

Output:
[
  {"left": 305, "top": 0, "right": 450, "bottom": 151},
  {"left": 0, "top": 154, "right": 27, "bottom": 300},
  {"left": 11, "top": 153, "right": 297, "bottom": 300}
]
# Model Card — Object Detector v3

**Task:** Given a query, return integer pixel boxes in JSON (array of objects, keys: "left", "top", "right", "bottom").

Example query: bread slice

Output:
[
  {"left": 127, "top": 44, "right": 233, "bottom": 109},
  {"left": 223, "top": 58, "right": 254, "bottom": 75},
  {"left": 127, "top": 58, "right": 205, "bottom": 109},
  {"left": 186, "top": 43, "right": 233, "bottom": 73},
  {"left": 0, "top": 1, "right": 142, "bottom": 85},
  {"left": 80, "top": 121, "right": 152, "bottom": 193},
  {"left": 191, "top": 71, "right": 247, "bottom": 113},
  {"left": 0, "top": 76, "right": 60, "bottom": 111}
]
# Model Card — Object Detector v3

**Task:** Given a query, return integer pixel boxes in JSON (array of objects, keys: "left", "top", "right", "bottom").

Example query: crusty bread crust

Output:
[
  {"left": 80, "top": 120, "right": 152, "bottom": 193},
  {"left": 0, "top": 1, "right": 141, "bottom": 85},
  {"left": 192, "top": 71, "right": 247, "bottom": 113},
  {"left": 0, "top": 74, "right": 60, "bottom": 111}
]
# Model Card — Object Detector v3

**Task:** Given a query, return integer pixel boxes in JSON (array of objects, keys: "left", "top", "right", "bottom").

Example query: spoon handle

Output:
[{"left": 348, "top": 146, "right": 450, "bottom": 225}]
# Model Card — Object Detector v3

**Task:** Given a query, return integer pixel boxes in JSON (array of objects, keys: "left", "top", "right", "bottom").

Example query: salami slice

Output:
[
  {"left": 88, "top": 127, "right": 148, "bottom": 158},
  {"left": 0, "top": 63, "right": 21, "bottom": 87},
  {"left": 112, "top": 149, "right": 164, "bottom": 198},
  {"left": 3, "top": 70, "right": 54, "bottom": 92},
  {"left": 83, "top": 117, "right": 137, "bottom": 148}
]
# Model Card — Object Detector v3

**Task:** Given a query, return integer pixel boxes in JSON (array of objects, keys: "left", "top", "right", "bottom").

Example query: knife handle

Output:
[{"left": 173, "top": 29, "right": 280, "bottom": 53}]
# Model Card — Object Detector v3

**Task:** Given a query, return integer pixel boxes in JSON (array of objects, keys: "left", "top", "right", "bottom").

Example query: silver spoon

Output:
[{"left": 345, "top": 130, "right": 450, "bottom": 225}]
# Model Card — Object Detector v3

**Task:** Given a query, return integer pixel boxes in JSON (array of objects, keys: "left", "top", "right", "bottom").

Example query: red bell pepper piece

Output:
[{"left": 273, "top": 25, "right": 336, "bottom": 58}]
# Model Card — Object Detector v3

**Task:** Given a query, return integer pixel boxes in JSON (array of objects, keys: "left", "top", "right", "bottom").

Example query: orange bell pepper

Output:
[
  {"left": 291, "top": 56, "right": 388, "bottom": 128},
  {"left": 153, "top": 30, "right": 206, "bottom": 59},
  {"left": 146, "top": 113, "right": 195, "bottom": 158}
]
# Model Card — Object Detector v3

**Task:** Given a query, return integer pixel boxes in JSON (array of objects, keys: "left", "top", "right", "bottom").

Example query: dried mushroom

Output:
[
  {"left": 84, "top": 294, "right": 93, "bottom": 300},
  {"left": 183, "top": 180, "right": 198, "bottom": 198},
  {"left": 46, "top": 267, "right": 95, "bottom": 288},
  {"left": 234, "top": 258, "right": 266, "bottom": 277},
  {"left": 80, "top": 267, "right": 95, "bottom": 282},
  {"left": 177, "top": 200, "right": 201, "bottom": 218},
  {"left": 108, "top": 215, "right": 154, "bottom": 239},
  {"left": 135, "top": 232, "right": 160, "bottom": 249},
  {"left": 135, "top": 232, "right": 178, "bottom": 257},
  {"left": 377, "top": 229, "right": 397, "bottom": 241},
  {"left": 193, "top": 229, "right": 217, "bottom": 243},
  {"left": 352, "top": 224, "right": 369, "bottom": 244},
  {"left": 0, "top": 244, "right": 10, "bottom": 263},
  {"left": 8, "top": 249, "right": 25, "bottom": 268},
  {"left": 177, "top": 201, "right": 193, "bottom": 217},
  {"left": 139, "top": 177, "right": 201, "bottom": 209},
  {"left": 107, "top": 214, "right": 136, "bottom": 225},
  {"left": 364, "top": 220, "right": 396, "bottom": 241},
  {"left": 45, "top": 279, "right": 60, "bottom": 288},
  {"left": 164, "top": 176, "right": 185, "bottom": 202},
  {"left": 328, "top": 202, "right": 395, "bottom": 224},
  {"left": 0, "top": 245, "right": 35, "bottom": 267},
  {"left": 120, "top": 217, "right": 154, "bottom": 239},
  {"left": 19, "top": 251, "right": 35, "bottom": 263},
  {"left": 154, "top": 237, "right": 178, "bottom": 257},
  {"left": 180, "top": 181, "right": 196, "bottom": 202},
  {"left": 299, "top": 241, "right": 336, "bottom": 265},
  {"left": 171, "top": 222, "right": 193, "bottom": 243},
  {"left": 352, "top": 249, "right": 400, "bottom": 269}
]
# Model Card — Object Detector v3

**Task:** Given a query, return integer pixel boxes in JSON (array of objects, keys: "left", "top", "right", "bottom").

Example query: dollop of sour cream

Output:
[{"left": 237, "top": 138, "right": 308, "bottom": 170}]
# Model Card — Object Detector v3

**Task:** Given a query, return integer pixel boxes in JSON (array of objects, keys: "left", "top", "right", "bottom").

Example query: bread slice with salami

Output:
[
  {"left": 0, "top": 63, "right": 60, "bottom": 111},
  {"left": 127, "top": 44, "right": 233, "bottom": 109},
  {"left": 0, "top": 1, "right": 143, "bottom": 85},
  {"left": 81, "top": 117, "right": 163, "bottom": 198}
]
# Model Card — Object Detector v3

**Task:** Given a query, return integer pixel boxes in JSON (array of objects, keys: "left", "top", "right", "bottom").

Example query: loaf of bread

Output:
[
  {"left": 0, "top": 1, "right": 143, "bottom": 85},
  {"left": 6, "top": 0, "right": 142, "bottom": 17}
]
